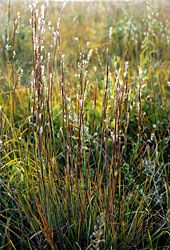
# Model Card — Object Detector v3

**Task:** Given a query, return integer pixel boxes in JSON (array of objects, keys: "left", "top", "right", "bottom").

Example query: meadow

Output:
[{"left": 0, "top": 0, "right": 170, "bottom": 249}]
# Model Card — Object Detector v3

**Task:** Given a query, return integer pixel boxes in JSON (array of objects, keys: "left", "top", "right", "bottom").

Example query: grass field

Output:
[{"left": 0, "top": 0, "right": 170, "bottom": 249}]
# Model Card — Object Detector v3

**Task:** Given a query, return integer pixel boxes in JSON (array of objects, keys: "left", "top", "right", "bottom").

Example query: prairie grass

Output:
[{"left": 0, "top": 0, "right": 170, "bottom": 249}]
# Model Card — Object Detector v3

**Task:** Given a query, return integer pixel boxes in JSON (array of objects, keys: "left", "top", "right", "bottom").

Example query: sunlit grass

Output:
[{"left": 0, "top": 0, "right": 170, "bottom": 249}]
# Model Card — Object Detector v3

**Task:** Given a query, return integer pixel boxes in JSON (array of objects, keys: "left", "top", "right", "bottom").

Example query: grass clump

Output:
[{"left": 0, "top": 0, "right": 170, "bottom": 249}]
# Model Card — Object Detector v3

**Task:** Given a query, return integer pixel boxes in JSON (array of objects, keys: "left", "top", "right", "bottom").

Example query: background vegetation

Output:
[{"left": 0, "top": 0, "right": 170, "bottom": 249}]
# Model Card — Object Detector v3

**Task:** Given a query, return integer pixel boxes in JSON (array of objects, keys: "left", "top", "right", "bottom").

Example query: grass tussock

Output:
[{"left": 0, "top": 0, "right": 170, "bottom": 249}]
